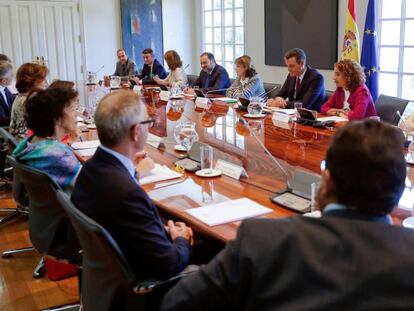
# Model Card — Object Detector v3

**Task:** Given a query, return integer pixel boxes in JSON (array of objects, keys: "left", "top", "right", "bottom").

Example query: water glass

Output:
[
  {"left": 200, "top": 145, "right": 214, "bottom": 174},
  {"left": 247, "top": 97, "right": 264, "bottom": 115},
  {"left": 201, "top": 180, "right": 214, "bottom": 203},
  {"left": 294, "top": 101, "right": 303, "bottom": 118},
  {"left": 110, "top": 76, "right": 121, "bottom": 88}
]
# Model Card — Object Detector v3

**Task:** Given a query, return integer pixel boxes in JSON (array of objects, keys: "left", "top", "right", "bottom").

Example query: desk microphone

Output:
[
  {"left": 240, "top": 117, "right": 321, "bottom": 213},
  {"left": 95, "top": 65, "right": 105, "bottom": 74},
  {"left": 183, "top": 64, "right": 190, "bottom": 71},
  {"left": 258, "top": 85, "right": 279, "bottom": 100},
  {"left": 239, "top": 118, "right": 290, "bottom": 188},
  {"left": 205, "top": 87, "right": 230, "bottom": 96},
  {"left": 397, "top": 110, "right": 409, "bottom": 130}
]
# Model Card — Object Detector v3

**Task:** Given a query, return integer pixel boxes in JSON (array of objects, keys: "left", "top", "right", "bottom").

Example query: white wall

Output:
[
  {"left": 81, "top": 0, "right": 121, "bottom": 76},
  {"left": 162, "top": 0, "right": 196, "bottom": 74},
  {"left": 245, "top": 0, "right": 369, "bottom": 91}
]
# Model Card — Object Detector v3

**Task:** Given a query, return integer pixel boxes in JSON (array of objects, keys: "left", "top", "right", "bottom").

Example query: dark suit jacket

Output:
[
  {"left": 0, "top": 87, "right": 15, "bottom": 126},
  {"left": 161, "top": 209, "right": 414, "bottom": 311},
  {"left": 71, "top": 147, "right": 190, "bottom": 280},
  {"left": 139, "top": 59, "right": 167, "bottom": 85},
  {"left": 276, "top": 65, "right": 325, "bottom": 112},
  {"left": 193, "top": 64, "right": 231, "bottom": 95},
  {"left": 113, "top": 58, "right": 138, "bottom": 77}
]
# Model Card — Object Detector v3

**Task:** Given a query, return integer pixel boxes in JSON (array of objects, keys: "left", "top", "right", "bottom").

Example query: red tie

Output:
[{"left": 296, "top": 78, "right": 301, "bottom": 93}]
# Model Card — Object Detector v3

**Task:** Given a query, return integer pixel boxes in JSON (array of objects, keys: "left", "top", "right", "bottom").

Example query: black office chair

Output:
[
  {"left": 187, "top": 74, "right": 199, "bottom": 87},
  {"left": 4, "top": 156, "right": 81, "bottom": 287},
  {"left": 263, "top": 83, "right": 281, "bottom": 99},
  {"left": 56, "top": 190, "right": 190, "bottom": 311},
  {"left": 375, "top": 94, "right": 409, "bottom": 125},
  {"left": 0, "top": 127, "right": 28, "bottom": 226}
]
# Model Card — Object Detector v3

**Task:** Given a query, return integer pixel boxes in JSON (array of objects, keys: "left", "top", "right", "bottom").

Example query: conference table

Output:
[{"left": 80, "top": 85, "right": 413, "bottom": 243}]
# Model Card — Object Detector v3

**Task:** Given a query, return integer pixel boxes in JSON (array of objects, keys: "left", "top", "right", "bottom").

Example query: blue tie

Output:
[
  {"left": 204, "top": 74, "right": 211, "bottom": 89},
  {"left": 4, "top": 88, "right": 12, "bottom": 110}
]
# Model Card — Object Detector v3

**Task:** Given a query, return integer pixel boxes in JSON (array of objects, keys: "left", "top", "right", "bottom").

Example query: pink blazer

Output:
[{"left": 321, "top": 84, "right": 377, "bottom": 121}]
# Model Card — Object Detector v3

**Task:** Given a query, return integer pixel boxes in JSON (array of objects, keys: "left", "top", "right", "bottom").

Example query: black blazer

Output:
[
  {"left": 71, "top": 147, "right": 190, "bottom": 280},
  {"left": 139, "top": 58, "right": 167, "bottom": 85},
  {"left": 193, "top": 64, "right": 231, "bottom": 95},
  {"left": 276, "top": 65, "right": 325, "bottom": 112},
  {"left": 161, "top": 210, "right": 414, "bottom": 310},
  {"left": 0, "top": 88, "right": 15, "bottom": 126}
]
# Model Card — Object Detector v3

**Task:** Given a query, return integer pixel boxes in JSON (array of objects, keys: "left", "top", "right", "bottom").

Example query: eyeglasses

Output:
[{"left": 138, "top": 119, "right": 155, "bottom": 128}]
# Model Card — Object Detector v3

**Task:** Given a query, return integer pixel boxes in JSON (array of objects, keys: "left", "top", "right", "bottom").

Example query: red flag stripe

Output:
[{"left": 348, "top": 0, "right": 357, "bottom": 21}]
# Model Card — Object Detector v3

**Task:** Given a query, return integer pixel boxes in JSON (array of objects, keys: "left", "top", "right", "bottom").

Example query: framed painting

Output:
[{"left": 120, "top": 0, "right": 164, "bottom": 71}]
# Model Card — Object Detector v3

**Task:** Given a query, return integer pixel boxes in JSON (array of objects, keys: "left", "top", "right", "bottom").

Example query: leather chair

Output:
[
  {"left": 325, "top": 90, "right": 334, "bottom": 101},
  {"left": 4, "top": 156, "right": 81, "bottom": 287},
  {"left": 0, "top": 127, "right": 28, "bottom": 225},
  {"left": 375, "top": 94, "right": 409, "bottom": 125},
  {"left": 187, "top": 74, "right": 199, "bottom": 87},
  {"left": 263, "top": 82, "right": 281, "bottom": 99},
  {"left": 56, "top": 190, "right": 191, "bottom": 311}
]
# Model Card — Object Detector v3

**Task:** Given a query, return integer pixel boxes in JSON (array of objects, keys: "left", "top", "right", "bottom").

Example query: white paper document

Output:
[
  {"left": 268, "top": 107, "right": 296, "bottom": 115},
  {"left": 139, "top": 164, "right": 183, "bottom": 185},
  {"left": 75, "top": 148, "right": 97, "bottom": 157},
  {"left": 214, "top": 97, "right": 238, "bottom": 103},
  {"left": 71, "top": 140, "right": 100, "bottom": 150},
  {"left": 185, "top": 198, "right": 272, "bottom": 226},
  {"left": 317, "top": 116, "right": 348, "bottom": 122}
]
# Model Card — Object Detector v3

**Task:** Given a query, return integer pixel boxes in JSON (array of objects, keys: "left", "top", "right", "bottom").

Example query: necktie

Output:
[
  {"left": 204, "top": 74, "right": 211, "bottom": 89},
  {"left": 296, "top": 78, "right": 301, "bottom": 93},
  {"left": 2, "top": 88, "right": 10, "bottom": 110}
]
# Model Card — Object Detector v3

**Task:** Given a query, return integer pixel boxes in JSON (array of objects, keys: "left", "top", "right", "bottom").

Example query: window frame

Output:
[
  {"left": 378, "top": 0, "right": 414, "bottom": 101},
  {"left": 201, "top": 0, "right": 246, "bottom": 78}
]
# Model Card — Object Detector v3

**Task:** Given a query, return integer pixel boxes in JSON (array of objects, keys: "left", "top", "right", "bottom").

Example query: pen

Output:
[{"left": 79, "top": 136, "right": 83, "bottom": 142}]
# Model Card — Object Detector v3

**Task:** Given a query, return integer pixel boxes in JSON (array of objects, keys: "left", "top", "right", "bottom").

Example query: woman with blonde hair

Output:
[
  {"left": 321, "top": 59, "right": 377, "bottom": 120},
  {"left": 154, "top": 50, "right": 188, "bottom": 88},
  {"left": 226, "top": 55, "right": 265, "bottom": 100}
]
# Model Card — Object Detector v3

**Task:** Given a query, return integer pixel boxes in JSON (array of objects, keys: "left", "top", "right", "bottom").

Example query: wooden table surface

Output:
[{"left": 80, "top": 86, "right": 414, "bottom": 242}]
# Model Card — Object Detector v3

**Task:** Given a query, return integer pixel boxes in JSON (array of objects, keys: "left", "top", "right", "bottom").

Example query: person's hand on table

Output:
[
  {"left": 267, "top": 97, "right": 286, "bottom": 108},
  {"left": 153, "top": 75, "right": 163, "bottom": 85},
  {"left": 165, "top": 220, "right": 194, "bottom": 246},
  {"left": 183, "top": 87, "right": 196, "bottom": 96},
  {"left": 130, "top": 76, "right": 140, "bottom": 85}
]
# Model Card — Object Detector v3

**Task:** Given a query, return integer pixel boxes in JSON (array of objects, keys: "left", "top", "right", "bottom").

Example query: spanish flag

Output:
[{"left": 341, "top": 0, "right": 360, "bottom": 62}]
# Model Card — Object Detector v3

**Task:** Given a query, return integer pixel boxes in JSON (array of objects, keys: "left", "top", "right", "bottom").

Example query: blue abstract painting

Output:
[{"left": 120, "top": 0, "right": 164, "bottom": 71}]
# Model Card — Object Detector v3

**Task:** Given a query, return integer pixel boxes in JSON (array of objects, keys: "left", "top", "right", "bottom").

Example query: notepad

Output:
[
  {"left": 185, "top": 198, "right": 272, "bottom": 226},
  {"left": 267, "top": 107, "right": 296, "bottom": 115},
  {"left": 139, "top": 164, "right": 183, "bottom": 185},
  {"left": 71, "top": 140, "right": 100, "bottom": 150}
]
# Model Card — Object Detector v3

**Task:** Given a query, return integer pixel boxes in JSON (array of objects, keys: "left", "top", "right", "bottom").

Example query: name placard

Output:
[
  {"left": 133, "top": 85, "right": 142, "bottom": 93},
  {"left": 215, "top": 159, "right": 248, "bottom": 180},
  {"left": 146, "top": 133, "right": 165, "bottom": 149},
  {"left": 160, "top": 90, "right": 170, "bottom": 101},
  {"left": 195, "top": 97, "right": 210, "bottom": 109},
  {"left": 272, "top": 112, "right": 292, "bottom": 124}
]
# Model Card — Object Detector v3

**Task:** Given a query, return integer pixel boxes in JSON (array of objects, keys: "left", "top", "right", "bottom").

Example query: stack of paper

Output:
[
  {"left": 185, "top": 198, "right": 272, "bottom": 226},
  {"left": 76, "top": 148, "right": 97, "bottom": 157},
  {"left": 140, "top": 164, "right": 183, "bottom": 185},
  {"left": 267, "top": 107, "right": 296, "bottom": 115},
  {"left": 71, "top": 140, "right": 100, "bottom": 150}
]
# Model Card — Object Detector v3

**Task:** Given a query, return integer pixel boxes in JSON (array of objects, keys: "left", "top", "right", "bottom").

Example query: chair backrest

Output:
[
  {"left": 7, "top": 156, "right": 79, "bottom": 260},
  {"left": 375, "top": 94, "right": 409, "bottom": 125},
  {"left": 187, "top": 74, "right": 199, "bottom": 87},
  {"left": 56, "top": 190, "right": 141, "bottom": 311},
  {"left": 0, "top": 127, "right": 18, "bottom": 153},
  {"left": 263, "top": 82, "right": 281, "bottom": 99},
  {"left": 325, "top": 90, "right": 334, "bottom": 101}
]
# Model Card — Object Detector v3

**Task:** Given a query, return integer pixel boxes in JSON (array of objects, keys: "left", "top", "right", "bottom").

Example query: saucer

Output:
[
  {"left": 174, "top": 145, "right": 188, "bottom": 152},
  {"left": 195, "top": 169, "right": 222, "bottom": 178},
  {"left": 243, "top": 114, "right": 266, "bottom": 118}
]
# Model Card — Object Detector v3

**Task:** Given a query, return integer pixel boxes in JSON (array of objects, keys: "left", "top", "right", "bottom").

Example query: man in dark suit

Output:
[
  {"left": 0, "top": 60, "right": 16, "bottom": 126},
  {"left": 71, "top": 91, "right": 193, "bottom": 281},
  {"left": 268, "top": 48, "right": 325, "bottom": 111},
  {"left": 113, "top": 48, "right": 138, "bottom": 77},
  {"left": 187, "top": 52, "right": 231, "bottom": 95},
  {"left": 161, "top": 120, "right": 414, "bottom": 310},
  {"left": 137, "top": 48, "right": 167, "bottom": 85}
]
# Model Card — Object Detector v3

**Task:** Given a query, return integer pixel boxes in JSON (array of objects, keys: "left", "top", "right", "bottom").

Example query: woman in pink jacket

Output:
[{"left": 321, "top": 60, "right": 377, "bottom": 121}]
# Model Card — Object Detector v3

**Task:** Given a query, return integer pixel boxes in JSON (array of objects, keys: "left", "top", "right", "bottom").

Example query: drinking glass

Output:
[
  {"left": 247, "top": 97, "right": 264, "bottom": 115},
  {"left": 173, "top": 122, "right": 199, "bottom": 151},
  {"left": 294, "top": 101, "right": 303, "bottom": 118},
  {"left": 201, "top": 180, "right": 214, "bottom": 203},
  {"left": 200, "top": 145, "right": 214, "bottom": 174},
  {"left": 110, "top": 76, "right": 121, "bottom": 88}
]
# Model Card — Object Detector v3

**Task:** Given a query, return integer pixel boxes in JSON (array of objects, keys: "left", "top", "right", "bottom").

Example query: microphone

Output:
[
  {"left": 95, "top": 65, "right": 105, "bottom": 74},
  {"left": 397, "top": 110, "right": 409, "bottom": 130},
  {"left": 258, "top": 85, "right": 279, "bottom": 100},
  {"left": 183, "top": 64, "right": 190, "bottom": 70},
  {"left": 239, "top": 118, "right": 290, "bottom": 188},
  {"left": 240, "top": 117, "right": 321, "bottom": 213},
  {"left": 205, "top": 87, "right": 230, "bottom": 96}
]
